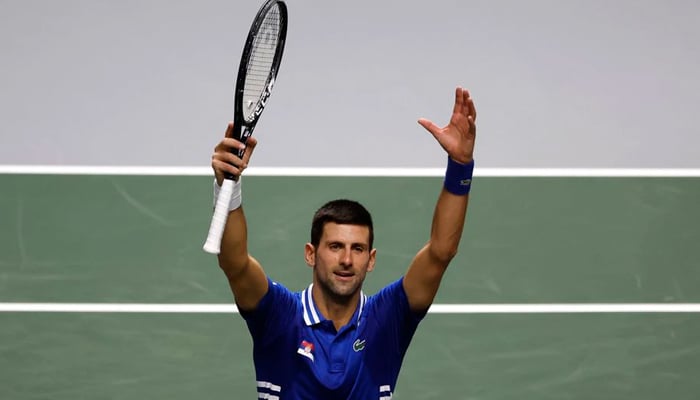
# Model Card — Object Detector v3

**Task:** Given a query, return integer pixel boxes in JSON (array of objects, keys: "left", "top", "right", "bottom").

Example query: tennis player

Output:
[{"left": 210, "top": 87, "right": 477, "bottom": 399}]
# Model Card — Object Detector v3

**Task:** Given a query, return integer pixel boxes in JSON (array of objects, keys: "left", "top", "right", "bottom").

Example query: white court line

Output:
[
  {"left": 1, "top": 303, "right": 700, "bottom": 313},
  {"left": 0, "top": 165, "right": 699, "bottom": 177}
]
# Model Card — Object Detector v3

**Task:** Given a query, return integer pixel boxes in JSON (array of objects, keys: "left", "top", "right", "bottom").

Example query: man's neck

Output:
[{"left": 311, "top": 285, "right": 359, "bottom": 332}]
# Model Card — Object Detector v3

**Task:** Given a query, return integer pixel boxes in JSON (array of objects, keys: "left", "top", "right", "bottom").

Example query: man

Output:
[{"left": 210, "top": 87, "right": 477, "bottom": 399}]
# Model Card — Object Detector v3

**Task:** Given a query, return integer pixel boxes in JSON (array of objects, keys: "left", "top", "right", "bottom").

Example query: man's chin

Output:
[{"left": 329, "top": 282, "right": 360, "bottom": 299}]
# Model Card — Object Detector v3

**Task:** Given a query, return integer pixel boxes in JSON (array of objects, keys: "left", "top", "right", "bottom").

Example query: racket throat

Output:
[{"left": 239, "top": 125, "right": 254, "bottom": 147}]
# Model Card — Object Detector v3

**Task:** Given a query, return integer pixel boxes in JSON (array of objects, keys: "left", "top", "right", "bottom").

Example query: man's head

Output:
[
  {"left": 310, "top": 199, "right": 374, "bottom": 248},
  {"left": 305, "top": 199, "right": 376, "bottom": 302}
]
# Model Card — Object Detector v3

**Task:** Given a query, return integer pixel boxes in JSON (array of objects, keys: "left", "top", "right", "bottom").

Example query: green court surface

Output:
[{"left": 1, "top": 174, "right": 699, "bottom": 399}]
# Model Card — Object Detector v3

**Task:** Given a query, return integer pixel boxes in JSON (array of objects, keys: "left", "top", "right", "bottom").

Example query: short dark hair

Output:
[{"left": 310, "top": 199, "right": 374, "bottom": 248}]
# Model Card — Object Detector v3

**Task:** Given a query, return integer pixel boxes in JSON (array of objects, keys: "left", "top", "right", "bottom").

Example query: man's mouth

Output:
[{"left": 334, "top": 271, "right": 354, "bottom": 280}]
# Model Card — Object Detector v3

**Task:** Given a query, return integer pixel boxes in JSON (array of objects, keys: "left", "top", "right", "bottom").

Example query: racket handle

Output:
[{"left": 203, "top": 178, "right": 235, "bottom": 254}]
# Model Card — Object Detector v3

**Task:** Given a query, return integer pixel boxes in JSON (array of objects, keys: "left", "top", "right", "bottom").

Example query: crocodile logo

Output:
[{"left": 353, "top": 339, "right": 366, "bottom": 352}]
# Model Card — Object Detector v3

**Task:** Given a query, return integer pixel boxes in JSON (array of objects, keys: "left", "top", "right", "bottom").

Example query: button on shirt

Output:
[{"left": 240, "top": 277, "right": 426, "bottom": 400}]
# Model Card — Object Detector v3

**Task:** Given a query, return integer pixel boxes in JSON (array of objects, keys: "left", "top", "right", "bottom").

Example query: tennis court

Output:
[{"left": 1, "top": 171, "right": 699, "bottom": 399}]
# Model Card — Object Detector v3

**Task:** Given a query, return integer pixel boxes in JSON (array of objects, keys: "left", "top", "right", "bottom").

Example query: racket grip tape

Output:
[{"left": 203, "top": 179, "right": 237, "bottom": 254}]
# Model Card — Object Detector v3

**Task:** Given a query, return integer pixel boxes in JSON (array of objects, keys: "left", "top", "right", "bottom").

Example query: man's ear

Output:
[
  {"left": 304, "top": 243, "right": 315, "bottom": 268},
  {"left": 367, "top": 248, "right": 377, "bottom": 272}
]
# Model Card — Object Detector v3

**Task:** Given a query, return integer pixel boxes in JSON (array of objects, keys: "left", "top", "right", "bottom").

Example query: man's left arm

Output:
[{"left": 403, "top": 87, "right": 477, "bottom": 312}]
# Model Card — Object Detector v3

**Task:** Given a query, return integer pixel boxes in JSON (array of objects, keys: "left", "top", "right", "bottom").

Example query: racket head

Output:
[
  {"left": 204, "top": 0, "right": 288, "bottom": 255},
  {"left": 232, "top": 0, "right": 288, "bottom": 158}
]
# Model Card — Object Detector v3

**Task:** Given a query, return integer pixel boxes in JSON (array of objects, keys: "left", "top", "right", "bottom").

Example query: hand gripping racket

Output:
[{"left": 203, "top": 0, "right": 288, "bottom": 254}]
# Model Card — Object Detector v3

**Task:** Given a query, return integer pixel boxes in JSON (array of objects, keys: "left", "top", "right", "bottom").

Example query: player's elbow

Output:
[
  {"left": 217, "top": 251, "right": 251, "bottom": 280},
  {"left": 427, "top": 241, "right": 458, "bottom": 266}
]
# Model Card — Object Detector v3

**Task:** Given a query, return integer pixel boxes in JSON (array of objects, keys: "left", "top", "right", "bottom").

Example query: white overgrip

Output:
[{"left": 202, "top": 179, "right": 235, "bottom": 254}]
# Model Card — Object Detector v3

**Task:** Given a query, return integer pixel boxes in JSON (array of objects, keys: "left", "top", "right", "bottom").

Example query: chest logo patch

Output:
[
  {"left": 297, "top": 340, "right": 315, "bottom": 362},
  {"left": 353, "top": 339, "right": 366, "bottom": 352}
]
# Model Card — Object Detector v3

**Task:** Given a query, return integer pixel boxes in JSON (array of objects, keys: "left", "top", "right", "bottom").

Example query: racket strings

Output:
[{"left": 242, "top": 5, "right": 283, "bottom": 121}]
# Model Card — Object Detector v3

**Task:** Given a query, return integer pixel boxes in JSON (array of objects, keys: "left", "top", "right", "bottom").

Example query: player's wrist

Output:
[
  {"left": 444, "top": 157, "right": 474, "bottom": 195},
  {"left": 213, "top": 178, "right": 242, "bottom": 211}
]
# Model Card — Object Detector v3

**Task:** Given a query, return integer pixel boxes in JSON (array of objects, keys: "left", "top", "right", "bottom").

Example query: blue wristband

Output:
[{"left": 444, "top": 157, "right": 474, "bottom": 195}]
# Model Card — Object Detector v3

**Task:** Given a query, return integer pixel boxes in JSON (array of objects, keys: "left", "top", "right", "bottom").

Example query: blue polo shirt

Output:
[{"left": 240, "top": 277, "right": 426, "bottom": 399}]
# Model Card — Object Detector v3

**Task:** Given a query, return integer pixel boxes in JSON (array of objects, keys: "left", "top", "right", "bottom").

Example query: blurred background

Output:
[{"left": 1, "top": 0, "right": 698, "bottom": 168}]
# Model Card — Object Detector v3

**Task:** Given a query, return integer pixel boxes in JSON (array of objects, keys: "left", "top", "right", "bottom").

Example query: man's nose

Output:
[{"left": 340, "top": 248, "right": 353, "bottom": 266}]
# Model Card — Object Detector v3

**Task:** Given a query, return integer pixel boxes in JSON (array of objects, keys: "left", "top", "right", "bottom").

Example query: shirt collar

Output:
[{"left": 301, "top": 283, "right": 367, "bottom": 327}]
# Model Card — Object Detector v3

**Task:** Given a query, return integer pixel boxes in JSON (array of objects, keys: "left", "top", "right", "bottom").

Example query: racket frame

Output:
[
  {"left": 231, "top": 0, "right": 288, "bottom": 161},
  {"left": 203, "top": 0, "right": 287, "bottom": 254}
]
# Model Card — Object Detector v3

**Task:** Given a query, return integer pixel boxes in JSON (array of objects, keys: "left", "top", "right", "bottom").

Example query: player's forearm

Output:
[
  {"left": 427, "top": 189, "right": 469, "bottom": 265},
  {"left": 217, "top": 207, "right": 252, "bottom": 278},
  {"left": 402, "top": 187, "right": 470, "bottom": 311},
  {"left": 426, "top": 156, "right": 474, "bottom": 264}
]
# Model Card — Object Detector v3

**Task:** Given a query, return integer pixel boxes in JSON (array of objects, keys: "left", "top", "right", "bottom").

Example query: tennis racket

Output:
[{"left": 203, "top": 0, "right": 288, "bottom": 254}]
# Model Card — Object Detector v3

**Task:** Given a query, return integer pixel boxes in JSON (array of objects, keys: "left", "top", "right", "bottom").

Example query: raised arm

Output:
[
  {"left": 211, "top": 122, "right": 268, "bottom": 311},
  {"left": 403, "top": 87, "right": 477, "bottom": 311}
]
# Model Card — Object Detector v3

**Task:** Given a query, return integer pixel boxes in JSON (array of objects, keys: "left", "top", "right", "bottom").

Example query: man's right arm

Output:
[{"left": 211, "top": 123, "right": 268, "bottom": 311}]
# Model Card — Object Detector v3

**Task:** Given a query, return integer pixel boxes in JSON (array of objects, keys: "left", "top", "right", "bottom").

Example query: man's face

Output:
[{"left": 305, "top": 222, "right": 376, "bottom": 300}]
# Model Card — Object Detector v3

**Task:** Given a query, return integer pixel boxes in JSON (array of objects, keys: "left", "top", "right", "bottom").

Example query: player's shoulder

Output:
[
  {"left": 363, "top": 276, "right": 427, "bottom": 326},
  {"left": 266, "top": 278, "right": 303, "bottom": 300},
  {"left": 250, "top": 278, "right": 304, "bottom": 313},
  {"left": 365, "top": 277, "right": 406, "bottom": 308}
]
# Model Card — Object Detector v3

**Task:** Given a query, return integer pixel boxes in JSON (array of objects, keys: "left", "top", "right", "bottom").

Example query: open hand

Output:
[{"left": 418, "top": 87, "right": 476, "bottom": 164}]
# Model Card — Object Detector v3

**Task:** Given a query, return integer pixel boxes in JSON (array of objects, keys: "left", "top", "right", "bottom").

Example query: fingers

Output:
[
  {"left": 423, "top": 87, "right": 476, "bottom": 130},
  {"left": 241, "top": 136, "right": 258, "bottom": 166},
  {"left": 452, "top": 87, "right": 476, "bottom": 122},
  {"left": 217, "top": 137, "right": 247, "bottom": 153},
  {"left": 453, "top": 87, "right": 464, "bottom": 116},
  {"left": 212, "top": 122, "right": 258, "bottom": 185},
  {"left": 212, "top": 146, "right": 247, "bottom": 184},
  {"left": 417, "top": 118, "right": 441, "bottom": 139},
  {"left": 214, "top": 145, "right": 248, "bottom": 168},
  {"left": 466, "top": 92, "right": 477, "bottom": 122},
  {"left": 212, "top": 158, "right": 244, "bottom": 185},
  {"left": 467, "top": 115, "right": 476, "bottom": 136}
]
